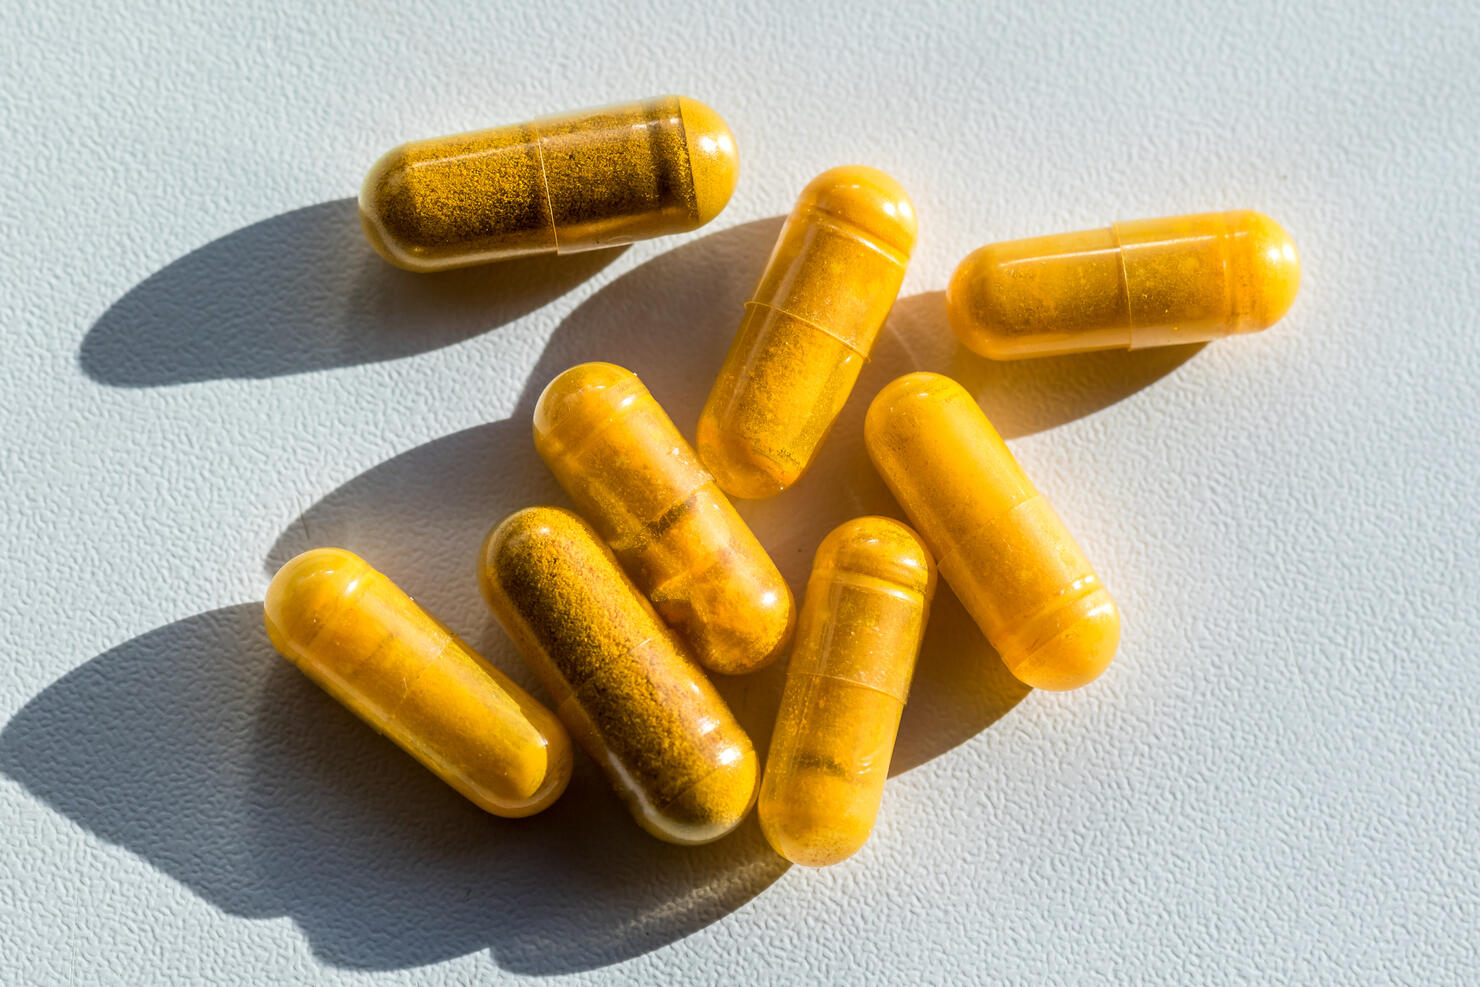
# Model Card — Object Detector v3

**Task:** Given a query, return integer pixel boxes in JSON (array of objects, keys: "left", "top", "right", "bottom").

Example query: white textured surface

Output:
[{"left": 2, "top": 0, "right": 1477, "bottom": 982}]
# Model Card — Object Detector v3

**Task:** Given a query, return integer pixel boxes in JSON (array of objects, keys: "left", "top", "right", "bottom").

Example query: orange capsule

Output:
[
  {"left": 534, "top": 362, "right": 794, "bottom": 675},
  {"left": 697, "top": 166, "right": 917, "bottom": 498},
  {"left": 264, "top": 548, "right": 572, "bottom": 817},
  {"left": 479, "top": 507, "right": 758, "bottom": 845},
  {"left": 948, "top": 210, "right": 1300, "bottom": 359},
  {"left": 865, "top": 373, "right": 1120, "bottom": 690},
  {"left": 759, "top": 517, "right": 935, "bottom": 867},
  {"left": 360, "top": 95, "right": 738, "bottom": 271}
]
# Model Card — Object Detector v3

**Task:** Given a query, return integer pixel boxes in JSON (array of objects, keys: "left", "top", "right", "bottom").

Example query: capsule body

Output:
[
  {"left": 534, "top": 363, "right": 794, "bottom": 675},
  {"left": 865, "top": 374, "right": 1120, "bottom": 690},
  {"left": 360, "top": 95, "right": 738, "bottom": 272},
  {"left": 264, "top": 548, "right": 572, "bottom": 817},
  {"left": 759, "top": 518, "right": 934, "bottom": 867},
  {"left": 479, "top": 507, "right": 758, "bottom": 844},
  {"left": 697, "top": 166, "right": 916, "bottom": 498},
  {"left": 947, "top": 210, "right": 1301, "bottom": 359}
]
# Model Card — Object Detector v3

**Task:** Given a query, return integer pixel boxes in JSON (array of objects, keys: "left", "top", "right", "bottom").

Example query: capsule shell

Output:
[
  {"left": 759, "top": 517, "right": 934, "bottom": 867},
  {"left": 534, "top": 363, "right": 794, "bottom": 675},
  {"left": 947, "top": 210, "right": 1300, "bottom": 360},
  {"left": 478, "top": 507, "right": 759, "bottom": 845},
  {"left": 697, "top": 166, "right": 917, "bottom": 498},
  {"left": 865, "top": 373, "right": 1120, "bottom": 690},
  {"left": 360, "top": 95, "right": 738, "bottom": 272},
  {"left": 264, "top": 548, "right": 573, "bottom": 817}
]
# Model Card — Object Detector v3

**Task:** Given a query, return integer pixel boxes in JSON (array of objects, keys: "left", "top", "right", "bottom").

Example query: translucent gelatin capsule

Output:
[
  {"left": 865, "top": 374, "right": 1120, "bottom": 690},
  {"left": 697, "top": 166, "right": 916, "bottom": 498},
  {"left": 534, "top": 363, "right": 794, "bottom": 675},
  {"left": 947, "top": 210, "right": 1300, "bottom": 359},
  {"left": 479, "top": 507, "right": 758, "bottom": 845},
  {"left": 360, "top": 95, "right": 738, "bottom": 272},
  {"left": 759, "top": 517, "right": 935, "bottom": 867},
  {"left": 264, "top": 548, "right": 572, "bottom": 817}
]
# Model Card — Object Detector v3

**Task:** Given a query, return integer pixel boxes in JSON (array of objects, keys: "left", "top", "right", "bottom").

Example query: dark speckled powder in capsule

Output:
[
  {"left": 478, "top": 506, "right": 758, "bottom": 845},
  {"left": 359, "top": 95, "right": 739, "bottom": 271}
]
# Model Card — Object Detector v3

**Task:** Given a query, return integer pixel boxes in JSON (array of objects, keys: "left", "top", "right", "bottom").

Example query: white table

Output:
[{"left": 3, "top": 1, "right": 1476, "bottom": 982}]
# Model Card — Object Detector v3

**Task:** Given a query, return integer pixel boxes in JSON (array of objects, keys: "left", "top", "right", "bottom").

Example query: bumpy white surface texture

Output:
[{"left": 2, "top": 1, "right": 1477, "bottom": 983}]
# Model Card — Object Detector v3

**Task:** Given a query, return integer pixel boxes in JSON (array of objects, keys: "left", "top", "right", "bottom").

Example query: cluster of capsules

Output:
[{"left": 265, "top": 95, "right": 1301, "bottom": 866}]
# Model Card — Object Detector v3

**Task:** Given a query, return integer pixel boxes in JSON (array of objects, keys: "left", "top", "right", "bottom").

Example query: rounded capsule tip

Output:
[
  {"left": 695, "top": 417, "right": 794, "bottom": 500},
  {"left": 264, "top": 548, "right": 371, "bottom": 659},
  {"left": 479, "top": 506, "right": 581, "bottom": 603},
  {"left": 677, "top": 96, "right": 739, "bottom": 230},
  {"left": 1007, "top": 591, "right": 1121, "bottom": 691},
  {"left": 864, "top": 371, "right": 958, "bottom": 447},
  {"left": 652, "top": 746, "right": 760, "bottom": 845},
  {"left": 816, "top": 517, "right": 935, "bottom": 598},
  {"left": 358, "top": 146, "right": 443, "bottom": 272},
  {"left": 532, "top": 361, "right": 639, "bottom": 447},
  {"left": 761, "top": 781, "right": 873, "bottom": 867},
  {"left": 1235, "top": 210, "right": 1301, "bottom": 330},
  {"left": 945, "top": 245, "right": 1018, "bottom": 359},
  {"left": 799, "top": 165, "right": 917, "bottom": 256}
]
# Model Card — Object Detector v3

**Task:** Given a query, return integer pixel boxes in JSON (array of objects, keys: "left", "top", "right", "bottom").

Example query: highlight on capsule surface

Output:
[
  {"left": 865, "top": 373, "right": 1120, "bottom": 690},
  {"left": 263, "top": 548, "right": 573, "bottom": 817},
  {"left": 697, "top": 165, "right": 917, "bottom": 499},
  {"left": 478, "top": 506, "right": 759, "bottom": 845},
  {"left": 360, "top": 95, "right": 738, "bottom": 271},
  {"left": 533, "top": 362, "right": 794, "bottom": 675},
  {"left": 947, "top": 210, "right": 1300, "bottom": 359},
  {"left": 759, "top": 516, "right": 935, "bottom": 867}
]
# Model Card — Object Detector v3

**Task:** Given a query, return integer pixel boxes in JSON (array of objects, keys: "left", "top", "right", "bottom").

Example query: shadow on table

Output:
[
  {"left": 78, "top": 198, "right": 622, "bottom": 388},
  {"left": 10, "top": 216, "right": 1203, "bottom": 974},
  {"left": 0, "top": 605, "right": 785, "bottom": 974}
]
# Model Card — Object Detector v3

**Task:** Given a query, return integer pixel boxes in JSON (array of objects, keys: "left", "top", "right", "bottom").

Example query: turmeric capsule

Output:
[
  {"left": 360, "top": 95, "right": 738, "bottom": 272},
  {"left": 759, "top": 517, "right": 934, "bottom": 867},
  {"left": 263, "top": 548, "right": 572, "bottom": 817},
  {"left": 479, "top": 507, "right": 759, "bottom": 845},
  {"left": 534, "top": 363, "right": 794, "bottom": 675},
  {"left": 865, "top": 373, "right": 1120, "bottom": 690},
  {"left": 947, "top": 210, "right": 1301, "bottom": 359},
  {"left": 697, "top": 166, "right": 916, "bottom": 498}
]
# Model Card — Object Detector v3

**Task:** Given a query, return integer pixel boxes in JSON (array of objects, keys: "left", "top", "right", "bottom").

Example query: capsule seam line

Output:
[
  {"left": 743, "top": 301, "right": 872, "bottom": 359},
  {"left": 795, "top": 670, "right": 911, "bottom": 706},
  {"left": 806, "top": 209, "right": 911, "bottom": 267},
  {"left": 1111, "top": 222, "right": 1140, "bottom": 349},
  {"left": 673, "top": 100, "right": 702, "bottom": 225},
  {"left": 533, "top": 128, "right": 562, "bottom": 253}
]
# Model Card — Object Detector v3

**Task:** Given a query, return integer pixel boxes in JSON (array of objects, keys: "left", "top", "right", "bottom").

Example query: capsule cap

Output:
[
  {"left": 1233, "top": 210, "right": 1301, "bottom": 330},
  {"left": 798, "top": 165, "right": 917, "bottom": 256},
  {"left": 652, "top": 751, "right": 760, "bottom": 845},
  {"left": 264, "top": 548, "right": 371, "bottom": 659},
  {"left": 532, "top": 361, "right": 641, "bottom": 448},
  {"left": 815, "top": 517, "right": 935, "bottom": 599},
  {"left": 678, "top": 97, "right": 739, "bottom": 229},
  {"left": 1003, "top": 589, "right": 1121, "bottom": 691}
]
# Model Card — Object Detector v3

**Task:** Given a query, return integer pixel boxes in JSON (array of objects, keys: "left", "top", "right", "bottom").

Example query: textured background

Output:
[{"left": 2, "top": 0, "right": 1477, "bottom": 983}]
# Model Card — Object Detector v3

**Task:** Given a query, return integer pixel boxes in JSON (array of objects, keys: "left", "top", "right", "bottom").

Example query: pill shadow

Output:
[
  {"left": 16, "top": 219, "right": 1194, "bottom": 976},
  {"left": 0, "top": 604, "right": 789, "bottom": 975},
  {"left": 78, "top": 198, "right": 623, "bottom": 388},
  {"left": 876, "top": 291, "right": 1209, "bottom": 440}
]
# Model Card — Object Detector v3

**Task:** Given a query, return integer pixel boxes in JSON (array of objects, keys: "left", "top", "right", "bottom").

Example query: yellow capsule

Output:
[
  {"left": 534, "top": 363, "right": 794, "bottom": 675},
  {"left": 697, "top": 166, "right": 917, "bottom": 498},
  {"left": 865, "top": 373, "right": 1120, "bottom": 690},
  {"left": 948, "top": 210, "right": 1300, "bottom": 359},
  {"left": 359, "top": 95, "right": 738, "bottom": 272},
  {"left": 478, "top": 506, "right": 759, "bottom": 845},
  {"left": 759, "top": 517, "right": 935, "bottom": 867},
  {"left": 263, "top": 548, "right": 573, "bottom": 817}
]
